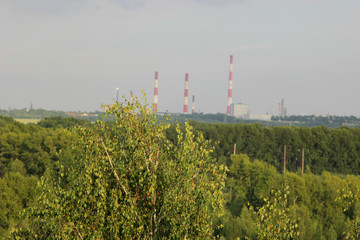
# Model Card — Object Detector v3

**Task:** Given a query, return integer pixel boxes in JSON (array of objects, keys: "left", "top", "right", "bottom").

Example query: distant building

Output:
[
  {"left": 66, "top": 112, "right": 99, "bottom": 117},
  {"left": 250, "top": 114, "right": 271, "bottom": 121},
  {"left": 278, "top": 98, "right": 286, "bottom": 117},
  {"left": 230, "top": 103, "right": 250, "bottom": 119}
]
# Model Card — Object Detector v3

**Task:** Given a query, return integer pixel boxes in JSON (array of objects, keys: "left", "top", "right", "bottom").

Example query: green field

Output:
[{"left": 14, "top": 118, "right": 41, "bottom": 124}]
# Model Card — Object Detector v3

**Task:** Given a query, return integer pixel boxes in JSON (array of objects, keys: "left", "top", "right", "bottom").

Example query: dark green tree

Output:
[{"left": 251, "top": 184, "right": 300, "bottom": 240}]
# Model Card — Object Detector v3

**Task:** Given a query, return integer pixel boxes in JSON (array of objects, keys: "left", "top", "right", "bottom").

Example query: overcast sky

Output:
[{"left": 1, "top": 0, "right": 359, "bottom": 115}]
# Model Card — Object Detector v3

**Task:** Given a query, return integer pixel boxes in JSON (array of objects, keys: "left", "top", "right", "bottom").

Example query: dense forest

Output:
[
  {"left": 169, "top": 113, "right": 360, "bottom": 128},
  {"left": 173, "top": 121, "right": 360, "bottom": 175},
  {"left": 0, "top": 116, "right": 79, "bottom": 237},
  {"left": 0, "top": 108, "right": 101, "bottom": 121},
  {"left": 1, "top": 109, "right": 360, "bottom": 238},
  {"left": 272, "top": 115, "right": 360, "bottom": 127}
]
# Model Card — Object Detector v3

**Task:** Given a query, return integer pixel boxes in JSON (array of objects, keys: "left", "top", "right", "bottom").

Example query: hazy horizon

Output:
[{"left": 1, "top": 0, "right": 360, "bottom": 116}]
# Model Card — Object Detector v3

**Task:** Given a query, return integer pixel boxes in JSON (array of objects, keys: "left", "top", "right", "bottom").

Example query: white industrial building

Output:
[
  {"left": 230, "top": 103, "right": 271, "bottom": 121},
  {"left": 250, "top": 114, "right": 271, "bottom": 121},
  {"left": 230, "top": 103, "right": 250, "bottom": 119}
]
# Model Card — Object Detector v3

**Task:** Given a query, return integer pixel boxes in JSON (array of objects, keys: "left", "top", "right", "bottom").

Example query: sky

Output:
[{"left": 1, "top": 0, "right": 360, "bottom": 116}]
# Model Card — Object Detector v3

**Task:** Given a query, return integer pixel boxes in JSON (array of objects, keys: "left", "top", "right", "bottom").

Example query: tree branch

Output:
[{"left": 101, "top": 139, "right": 128, "bottom": 196}]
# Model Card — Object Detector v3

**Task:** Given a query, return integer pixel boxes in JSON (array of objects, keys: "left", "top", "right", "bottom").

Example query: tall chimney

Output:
[
  {"left": 227, "top": 55, "right": 233, "bottom": 115},
  {"left": 154, "top": 71, "right": 159, "bottom": 111},
  {"left": 192, "top": 95, "right": 195, "bottom": 114},
  {"left": 278, "top": 102, "right": 281, "bottom": 117},
  {"left": 184, "top": 73, "right": 189, "bottom": 114}
]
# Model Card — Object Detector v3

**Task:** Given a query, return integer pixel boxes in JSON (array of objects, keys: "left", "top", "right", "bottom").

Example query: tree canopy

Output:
[{"left": 11, "top": 98, "right": 227, "bottom": 239}]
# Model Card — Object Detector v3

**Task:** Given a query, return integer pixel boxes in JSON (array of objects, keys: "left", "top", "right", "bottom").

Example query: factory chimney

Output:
[
  {"left": 278, "top": 98, "right": 286, "bottom": 118},
  {"left": 278, "top": 102, "right": 281, "bottom": 117},
  {"left": 192, "top": 95, "right": 195, "bottom": 114},
  {"left": 184, "top": 73, "right": 189, "bottom": 114},
  {"left": 227, "top": 55, "right": 233, "bottom": 115},
  {"left": 154, "top": 71, "right": 159, "bottom": 111}
]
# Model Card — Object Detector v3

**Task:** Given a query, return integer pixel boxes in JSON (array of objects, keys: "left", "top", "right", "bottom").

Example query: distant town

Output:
[{"left": 1, "top": 105, "right": 360, "bottom": 128}]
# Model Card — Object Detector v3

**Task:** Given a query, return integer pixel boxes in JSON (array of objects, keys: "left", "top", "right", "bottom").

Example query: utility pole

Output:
[
  {"left": 302, "top": 147, "right": 304, "bottom": 175},
  {"left": 116, "top": 87, "right": 119, "bottom": 102},
  {"left": 233, "top": 143, "right": 236, "bottom": 155}
]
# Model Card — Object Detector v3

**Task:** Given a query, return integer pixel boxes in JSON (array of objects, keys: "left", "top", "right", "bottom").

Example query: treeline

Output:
[
  {"left": 272, "top": 115, "right": 360, "bottom": 127},
  {"left": 0, "top": 116, "right": 80, "bottom": 237},
  {"left": 0, "top": 108, "right": 102, "bottom": 121},
  {"left": 37, "top": 116, "right": 89, "bottom": 128},
  {"left": 167, "top": 113, "right": 360, "bottom": 128},
  {"left": 167, "top": 122, "right": 360, "bottom": 175},
  {"left": 0, "top": 108, "right": 67, "bottom": 119},
  {"left": 219, "top": 154, "right": 360, "bottom": 239},
  {"left": 167, "top": 113, "right": 292, "bottom": 126},
  {"left": 1, "top": 115, "right": 360, "bottom": 238},
  {"left": 2, "top": 106, "right": 360, "bottom": 127}
]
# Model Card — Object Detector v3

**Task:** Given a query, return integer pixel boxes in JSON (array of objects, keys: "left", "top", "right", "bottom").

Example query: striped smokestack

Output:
[
  {"left": 154, "top": 71, "right": 158, "bottom": 111},
  {"left": 192, "top": 95, "right": 195, "bottom": 114},
  {"left": 184, "top": 73, "right": 189, "bottom": 114},
  {"left": 227, "top": 55, "right": 233, "bottom": 115}
]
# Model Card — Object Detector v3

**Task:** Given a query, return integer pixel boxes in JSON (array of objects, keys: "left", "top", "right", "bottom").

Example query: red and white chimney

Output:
[
  {"left": 184, "top": 73, "right": 189, "bottom": 114},
  {"left": 227, "top": 55, "right": 233, "bottom": 115},
  {"left": 154, "top": 71, "right": 158, "bottom": 111}
]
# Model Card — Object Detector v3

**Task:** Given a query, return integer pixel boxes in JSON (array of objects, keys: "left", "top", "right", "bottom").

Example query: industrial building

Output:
[
  {"left": 250, "top": 114, "right": 271, "bottom": 121},
  {"left": 230, "top": 103, "right": 250, "bottom": 119}
]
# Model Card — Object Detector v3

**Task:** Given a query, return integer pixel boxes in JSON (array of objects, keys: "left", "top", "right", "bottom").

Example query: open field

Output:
[{"left": 14, "top": 118, "right": 41, "bottom": 124}]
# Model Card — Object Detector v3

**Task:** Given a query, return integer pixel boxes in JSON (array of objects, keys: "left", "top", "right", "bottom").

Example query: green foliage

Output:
[
  {"left": 0, "top": 172, "right": 38, "bottom": 238},
  {"left": 37, "top": 116, "right": 89, "bottom": 128},
  {"left": 226, "top": 154, "right": 281, "bottom": 215},
  {"left": 0, "top": 116, "right": 16, "bottom": 127},
  {"left": 11, "top": 97, "right": 227, "bottom": 239},
  {"left": 251, "top": 184, "right": 300, "bottom": 240},
  {"left": 4, "top": 110, "right": 360, "bottom": 239},
  {"left": 0, "top": 108, "right": 103, "bottom": 122},
  {"left": 218, "top": 153, "right": 360, "bottom": 239},
  {"left": 171, "top": 122, "right": 360, "bottom": 175},
  {"left": 0, "top": 122, "right": 76, "bottom": 177},
  {"left": 336, "top": 181, "right": 360, "bottom": 240},
  {"left": 0, "top": 116, "right": 82, "bottom": 237},
  {"left": 0, "top": 108, "right": 68, "bottom": 119},
  {"left": 216, "top": 208, "right": 257, "bottom": 240},
  {"left": 272, "top": 115, "right": 360, "bottom": 128}
]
